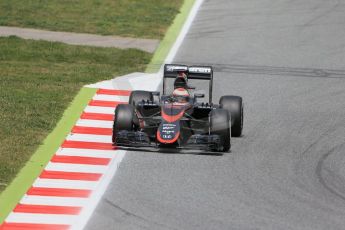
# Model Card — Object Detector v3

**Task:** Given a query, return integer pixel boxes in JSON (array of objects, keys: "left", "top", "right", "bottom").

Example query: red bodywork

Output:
[{"left": 156, "top": 102, "right": 190, "bottom": 144}]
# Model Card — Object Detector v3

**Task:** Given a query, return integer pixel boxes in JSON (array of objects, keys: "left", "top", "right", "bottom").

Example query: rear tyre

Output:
[
  {"left": 129, "top": 90, "right": 153, "bottom": 107},
  {"left": 219, "top": 96, "right": 243, "bottom": 137},
  {"left": 112, "top": 104, "right": 137, "bottom": 143},
  {"left": 209, "top": 109, "right": 231, "bottom": 152}
]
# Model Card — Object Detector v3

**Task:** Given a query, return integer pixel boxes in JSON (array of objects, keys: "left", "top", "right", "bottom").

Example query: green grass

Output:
[
  {"left": 0, "top": 0, "right": 183, "bottom": 39},
  {"left": 0, "top": 36, "right": 151, "bottom": 192}
]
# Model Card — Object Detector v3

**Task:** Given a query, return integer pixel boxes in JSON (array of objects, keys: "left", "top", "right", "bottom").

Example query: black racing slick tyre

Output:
[
  {"left": 219, "top": 95, "right": 243, "bottom": 137},
  {"left": 112, "top": 104, "right": 137, "bottom": 143},
  {"left": 209, "top": 109, "right": 231, "bottom": 152},
  {"left": 129, "top": 90, "right": 153, "bottom": 107}
]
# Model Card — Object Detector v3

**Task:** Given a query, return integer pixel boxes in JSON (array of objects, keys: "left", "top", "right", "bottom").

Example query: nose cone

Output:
[{"left": 157, "top": 121, "right": 180, "bottom": 144}]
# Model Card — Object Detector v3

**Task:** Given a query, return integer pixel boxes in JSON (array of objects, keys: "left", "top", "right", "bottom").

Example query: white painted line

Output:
[
  {"left": 93, "top": 94, "right": 128, "bottom": 102},
  {"left": 71, "top": 150, "right": 127, "bottom": 230},
  {"left": 20, "top": 195, "right": 89, "bottom": 207},
  {"left": 6, "top": 213, "right": 78, "bottom": 225},
  {"left": 160, "top": 0, "right": 205, "bottom": 73},
  {"left": 84, "top": 106, "right": 115, "bottom": 114},
  {"left": 33, "top": 178, "right": 98, "bottom": 190},
  {"left": 76, "top": 119, "right": 113, "bottom": 128},
  {"left": 56, "top": 148, "right": 116, "bottom": 158},
  {"left": 86, "top": 79, "right": 115, "bottom": 89},
  {"left": 45, "top": 162, "right": 107, "bottom": 174},
  {"left": 66, "top": 134, "right": 112, "bottom": 143}
]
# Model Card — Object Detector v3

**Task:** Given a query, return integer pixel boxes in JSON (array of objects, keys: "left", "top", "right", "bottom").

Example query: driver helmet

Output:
[
  {"left": 173, "top": 87, "right": 189, "bottom": 97},
  {"left": 174, "top": 71, "right": 188, "bottom": 89},
  {"left": 172, "top": 87, "right": 190, "bottom": 103}
]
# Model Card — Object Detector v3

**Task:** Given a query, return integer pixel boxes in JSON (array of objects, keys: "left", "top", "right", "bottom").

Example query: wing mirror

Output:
[
  {"left": 151, "top": 91, "right": 160, "bottom": 103},
  {"left": 151, "top": 91, "right": 160, "bottom": 96},
  {"left": 194, "top": 93, "right": 205, "bottom": 98}
]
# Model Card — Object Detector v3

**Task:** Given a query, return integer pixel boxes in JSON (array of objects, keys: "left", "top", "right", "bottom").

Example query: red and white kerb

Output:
[{"left": 0, "top": 88, "right": 130, "bottom": 230}]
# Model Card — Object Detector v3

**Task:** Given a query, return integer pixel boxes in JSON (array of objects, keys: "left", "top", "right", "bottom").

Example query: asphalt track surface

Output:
[{"left": 85, "top": 0, "right": 345, "bottom": 229}]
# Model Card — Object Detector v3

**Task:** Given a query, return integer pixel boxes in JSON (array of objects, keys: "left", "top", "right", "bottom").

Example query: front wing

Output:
[{"left": 114, "top": 130, "right": 223, "bottom": 152}]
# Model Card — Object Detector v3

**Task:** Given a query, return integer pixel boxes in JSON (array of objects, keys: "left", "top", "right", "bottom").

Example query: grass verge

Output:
[
  {"left": 0, "top": 35, "right": 151, "bottom": 222},
  {"left": 0, "top": 87, "right": 96, "bottom": 221},
  {"left": 0, "top": 0, "right": 183, "bottom": 39},
  {"left": 0, "top": 36, "right": 151, "bottom": 194}
]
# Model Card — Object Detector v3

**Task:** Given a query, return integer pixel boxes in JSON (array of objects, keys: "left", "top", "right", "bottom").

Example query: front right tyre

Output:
[{"left": 129, "top": 90, "right": 153, "bottom": 107}]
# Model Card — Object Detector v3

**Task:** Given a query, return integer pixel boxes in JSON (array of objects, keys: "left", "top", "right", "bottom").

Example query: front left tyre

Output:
[
  {"left": 219, "top": 95, "right": 243, "bottom": 137},
  {"left": 112, "top": 104, "right": 138, "bottom": 143},
  {"left": 209, "top": 109, "right": 231, "bottom": 152}
]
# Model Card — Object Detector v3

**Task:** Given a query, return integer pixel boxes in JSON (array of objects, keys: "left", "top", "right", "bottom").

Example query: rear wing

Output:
[{"left": 163, "top": 64, "right": 214, "bottom": 103}]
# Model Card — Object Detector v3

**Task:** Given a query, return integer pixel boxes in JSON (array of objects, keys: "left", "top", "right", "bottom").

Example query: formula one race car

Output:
[{"left": 112, "top": 64, "right": 243, "bottom": 152}]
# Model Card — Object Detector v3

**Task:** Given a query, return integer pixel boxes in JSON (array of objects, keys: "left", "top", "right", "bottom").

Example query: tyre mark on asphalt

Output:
[
  {"left": 173, "top": 62, "right": 345, "bottom": 79},
  {"left": 316, "top": 142, "right": 345, "bottom": 202},
  {"left": 104, "top": 198, "right": 179, "bottom": 230},
  {"left": 303, "top": 0, "right": 341, "bottom": 27}
]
